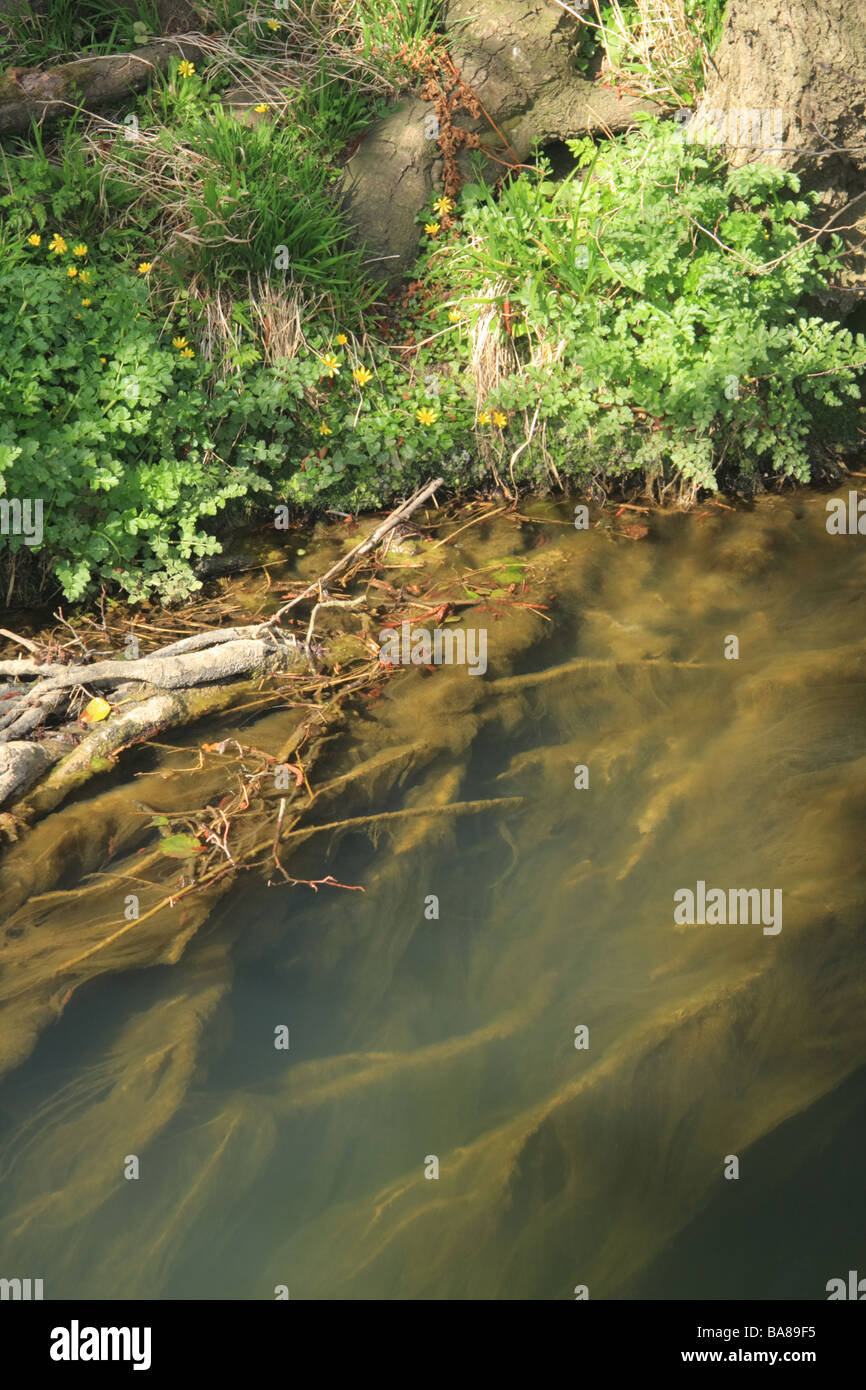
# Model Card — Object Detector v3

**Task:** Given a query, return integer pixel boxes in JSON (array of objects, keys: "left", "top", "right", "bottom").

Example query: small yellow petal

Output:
[{"left": 27, "top": 234, "right": 41, "bottom": 246}]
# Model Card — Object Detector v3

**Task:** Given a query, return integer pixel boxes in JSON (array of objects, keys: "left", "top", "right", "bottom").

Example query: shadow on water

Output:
[{"left": 0, "top": 492, "right": 865, "bottom": 1299}]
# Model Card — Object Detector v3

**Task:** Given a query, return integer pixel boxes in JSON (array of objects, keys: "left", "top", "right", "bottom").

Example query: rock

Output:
[{"left": 338, "top": 0, "right": 659, "bottom": 283}]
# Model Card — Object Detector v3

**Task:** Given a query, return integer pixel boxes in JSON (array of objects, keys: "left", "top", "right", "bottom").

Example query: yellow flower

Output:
[
  {"left": 492, "top": 410, "right": 508, "bottom": 428},
  {"left": 81, "top": 298, "right": 91, "bottom": 306},
  {"left": 137, "top": 261, "right": 152, "bottom": 275},
  {"left": 27, "top": 233, "right": 41, "bottom": 246},
  {"left": 67, "top": 266, "right": 78, "bottom": 278},
  {"left": 100, "top": 356, "right": 107, "bottom": 363},
  {"left": 321, "top": 353, "right": 340, "bottom": 377},
  {"left": 48, "top": 233, "right": 67, "bottom": 255},
  {"left": 353, "top": 367, "right": 373, "bottom": 387},
  {"left": 72, "top": 243, "right": 87, "bottom": 257},
  {"left": 335, "top": 333, "right": 348, "bottom": 346},
  {"left": 180, "top": 347, "right": 195, "bottom": 358},
  {"left": 254, "top": 104, "right": 269, "bottom": 114},
  {"left": 448, "top": 308, "right": 461, "bottom": 322},
  {"left": 319, "top": 421, "right": 332, "bottom": 436},
  {"left": 79, "top": 269, "right": 91, "bottom": 283},
  {"left": 266, "top": 19, "right": 280, "bottom": 30},
  {"left": 172, "top": 336, "right": 188, "bottom": 349},
  {"left": 477, "top": 411, "right": 490, "bottom": 425},
  {"left": 433, "top": 196, "right": 453, "bottom": 217},
  {"left": 416, "top": 407, "right": 438, "bottom": 426},
  {"left": 424, "top": 222, "right": 440, "bottom": 237},
  {"left": 178, "top": 60, "right": 195, "bottom": 78}
]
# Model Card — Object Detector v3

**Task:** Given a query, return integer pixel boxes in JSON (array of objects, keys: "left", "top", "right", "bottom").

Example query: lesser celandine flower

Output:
[
  {"left": 254, "top": 104, "right": 269, "bottom": 114},
  {"left": 81, "top": 298, "right": 91, "bottom": 306},
  {"left": 180, "top": 347, "right": 195, "bottom": 358},
  {"left": 49, "top": 234, "right": 67, "bottom": 255},
  {"left": 178, "top": 60, "right": 195, "bottom": 78},
  {"left": 335, "top": 333, "right": 348, "bottom": 346},
  {"left": 67, "top": 266, "right": 78, "bottom": 278},
  {"left": 493, "top": 410, "right": 508, "bottom": 427},
  {"left": 172, "top": 336, "right": 188, "bottom": 349},
  {"left": 267, "top": 19, "right": 280, "bottom": 30},
  {"left": 448, "top": 308, "right": 461, "bottom": 322},
  {"left": 416, "top": 407, "right": 438, "bottom": 426},
  {"left": 477, "top": 411, "right": 490, "bottom": 425},
  {"left": 72, "top": 243, "right": 88, "bottom": 257},
  {"left": 321, "top": 353, "right": 340, "bottom": 376},
  {"left": 319, "top": 421, "right": 332, "bottom": 435},
  {"left": 424, "top": 222, "right": 440, "bottom": 236},
  {"left": 138, "top": 261, "right": 152, "bottom": 275},
  {"left": 353, "top": 367, "right": 373, "bottom": 387},
  {"left": 27, "top": 233, "right": 41, "bottom": 246},
  {"left": 79, "top": 269, "right": 91, "bottom": 283},
  {"left": 433, "top": 196, "right": 453, "bottom": 217}
]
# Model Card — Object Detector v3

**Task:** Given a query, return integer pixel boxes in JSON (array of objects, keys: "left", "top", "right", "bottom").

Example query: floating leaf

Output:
[
  {"left": 81, "top": 697, "right": 111, "bottom": 723},
  {"left": 157, "top": 833, "right": 203, "bottom": 859}
]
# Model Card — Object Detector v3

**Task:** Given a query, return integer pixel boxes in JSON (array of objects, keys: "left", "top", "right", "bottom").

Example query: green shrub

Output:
[
  {"left": 0, "top": 240, "right": 268, "bottom": 601},
  {"left": 416, "top": 118, "right": 865, "bottom": 495}
]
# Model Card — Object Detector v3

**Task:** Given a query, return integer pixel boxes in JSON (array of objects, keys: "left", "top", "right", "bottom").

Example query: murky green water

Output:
[{"left": 1, "top": 491, "right": 865, "bottom": 1300}]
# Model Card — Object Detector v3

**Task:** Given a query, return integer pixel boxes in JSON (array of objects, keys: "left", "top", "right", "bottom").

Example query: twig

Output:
[{"left": 266, "top": 477, "right": 445, "bottom": 624}]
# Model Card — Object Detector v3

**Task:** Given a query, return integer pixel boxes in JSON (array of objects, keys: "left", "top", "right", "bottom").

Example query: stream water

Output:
[{"left": 1, "top": 491, "right": 865, "bottom": 1300}]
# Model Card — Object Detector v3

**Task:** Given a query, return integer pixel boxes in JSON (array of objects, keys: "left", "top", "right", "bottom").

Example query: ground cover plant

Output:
[{"left": 0, "top": 1, "right": 863, "bottom": 604}]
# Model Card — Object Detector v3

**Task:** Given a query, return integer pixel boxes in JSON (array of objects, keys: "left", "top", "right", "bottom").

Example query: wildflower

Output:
[
  {"left": 138, "top": 261, "right": 153, "bottom": 275},
  {"left": 254, "top": 104, "right": 269, "bottom": 114},
  {"left": 424, "top": 222, "right": 440, "bottom": 237},
  {"left": 335, "top": 333, "right": 348, "bottom": 346},
  {"left": 27, "top": 233, "right": 41, "bottom": 246},
  {"left": 416, "top": 407, "right": 438, "bottom": 426},
  {"left": 477, "top": 411, "right": 490, "bottom": 425},
  {"left": 100, "top": 356, "right": 107, "bottom": 363},
  {"left": 319, "top": 421, "right": 332, "bottom": 436},
  {"left": 172, "top": 336, "right": 188, "bottom": 349},
  {"left": 178, "top": 60, "right": 195, "bottom": 78},
  {"left": 79, "top": 269, "right": 91, "bottom": 283},
  {"left": 448, "top": 308, "right": 461, "bottom": 322},
  {"left": 493, "top": 410, "right": 508, "bottom": 427},
  {"left": 48, "top": 233, "right": 67, "bottom": 255},
  {"left": 180, "top": 347, "right": 195, "bottom": 358},
  {"left": 353, "top": 367, "right": 373, "bottom": 387},
  {"left": 72, "top": 242, "right": 88, "bottom": 257},
  {"left": 81, "top": 298, "right": 91, "bottom": 306},
  {"left": 266, "top": 19, "right": 280, "bottom": 30},
  {"left": 67, "top": 266, "right": 78, "bottom": 278},
  {"left": 433, "top": 196, "right": 453, "bottom": 217},
  {"left": 321, "top": 353, "right": 340, "bottom": 377}
]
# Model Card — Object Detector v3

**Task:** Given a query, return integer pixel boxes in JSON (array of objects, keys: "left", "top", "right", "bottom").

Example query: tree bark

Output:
[{"left": 0, "top": 37, "right": 202, "bottom": 135}]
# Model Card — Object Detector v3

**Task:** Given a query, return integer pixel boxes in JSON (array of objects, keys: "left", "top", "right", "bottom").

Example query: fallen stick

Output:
[{"left": 267, "top": 476, "right": 445, "bottom": 624}]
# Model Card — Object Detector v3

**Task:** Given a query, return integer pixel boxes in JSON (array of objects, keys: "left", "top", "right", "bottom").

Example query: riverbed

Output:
[{"left": 1, "top": 491, "right": 864, "bottom": 1299}]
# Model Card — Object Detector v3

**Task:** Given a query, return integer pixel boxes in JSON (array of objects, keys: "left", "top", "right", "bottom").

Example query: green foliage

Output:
[
  {"left": 0, "top": 0, "right": 161, "bottom": 67},
  {"left": 416, "top": 118, "right": 865, "bottom": 494},
  {"left": 0, "top": 242, "right": 266, "bottom": 602}
]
